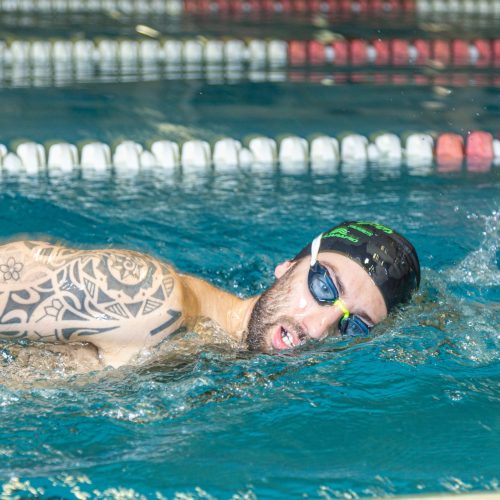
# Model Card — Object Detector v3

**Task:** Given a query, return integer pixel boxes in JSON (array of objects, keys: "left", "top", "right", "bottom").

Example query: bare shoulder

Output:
[{"left": 0, "top": 240, "right": 186, "bottom": 367}]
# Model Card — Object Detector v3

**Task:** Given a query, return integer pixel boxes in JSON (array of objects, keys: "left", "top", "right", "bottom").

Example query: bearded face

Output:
[{"left": 246, "top": 262, "right": 308, "bottom": 352}]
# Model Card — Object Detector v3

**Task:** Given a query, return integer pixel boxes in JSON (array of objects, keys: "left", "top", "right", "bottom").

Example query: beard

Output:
[{"left": 246, "top": 263, "right": 301, "bottom": 351}]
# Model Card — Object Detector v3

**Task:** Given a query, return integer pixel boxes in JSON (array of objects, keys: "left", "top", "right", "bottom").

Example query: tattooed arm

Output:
[{"left": 0, "top": 241, "right": 185, "bottom": 367}]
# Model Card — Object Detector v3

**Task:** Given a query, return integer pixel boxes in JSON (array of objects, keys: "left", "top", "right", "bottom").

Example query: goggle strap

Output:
[
  {"left": 334, "top": 299, "right": 350, "bottom": 320},
  {"left": 310, "top": 233, "right": 323, "bottom": 267}
]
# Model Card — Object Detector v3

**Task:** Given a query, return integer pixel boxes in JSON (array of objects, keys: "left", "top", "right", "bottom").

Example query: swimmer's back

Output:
[{"left": 0, "top": 240, "right": 185, "bottom": 367}]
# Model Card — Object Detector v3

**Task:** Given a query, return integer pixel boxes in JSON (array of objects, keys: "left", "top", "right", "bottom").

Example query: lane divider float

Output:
[
  {"left": 0, "top": 131, "right": 498, "bottom": 174},
  {"left": 1, "top": 0, "right": 500, "bottom": 15},
  {"left": 1, "top": 37, "right": 499, "bottom": 69}
]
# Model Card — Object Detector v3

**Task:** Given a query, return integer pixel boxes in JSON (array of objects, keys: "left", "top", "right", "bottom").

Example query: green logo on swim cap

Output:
[
  {"left": 356, "top": 221, "right": 394, "bottom": 234},
  {"left": 323, "top": 227, "right": 359, "bottom": 243},
  {"left": 347, "top": 223, "right": 373, "bottom": 237}
]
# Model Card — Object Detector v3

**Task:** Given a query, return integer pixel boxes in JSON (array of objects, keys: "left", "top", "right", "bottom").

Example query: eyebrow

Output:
[{"left": 327, "top": 262, "right": 376, "bottom": 326}]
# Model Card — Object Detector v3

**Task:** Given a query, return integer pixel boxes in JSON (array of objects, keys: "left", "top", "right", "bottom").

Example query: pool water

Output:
[
  {"left": 0, "top": 166, "right": 498, "bottom": 498},
  {"left": 0, "top": 4, "right": 499, "bottom": 499}
]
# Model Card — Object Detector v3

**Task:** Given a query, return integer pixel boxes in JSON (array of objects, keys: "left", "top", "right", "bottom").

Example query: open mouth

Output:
[{"left": 272, "top": 324, "right": 303, "bottom": 350}]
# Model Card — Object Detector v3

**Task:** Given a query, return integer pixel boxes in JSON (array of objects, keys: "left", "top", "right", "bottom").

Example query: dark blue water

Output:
[{"left": 0, "top": 165, "right": 498, "bottom": 498}]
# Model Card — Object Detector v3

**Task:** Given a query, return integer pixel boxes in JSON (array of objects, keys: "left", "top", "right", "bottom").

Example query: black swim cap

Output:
[{"left": 293, "top": 221, "right": 421, "bottom": 312}]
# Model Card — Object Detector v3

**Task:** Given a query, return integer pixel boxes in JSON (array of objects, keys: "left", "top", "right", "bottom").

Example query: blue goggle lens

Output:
[
  {"left": 308, "top": 262, "right": 371, "bottom": 338},
  {"left": 308, "top": 262, "right": 339, "bottom": 303},
  {"left": 339, "top": 315, "right": 371, "bottom": 338}
]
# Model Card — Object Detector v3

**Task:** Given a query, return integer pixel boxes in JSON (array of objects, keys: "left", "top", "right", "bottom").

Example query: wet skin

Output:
[
  {"left": 0, "top": 241, "right": 388, "bottom": 368},
  {"left": 246, "top": 252, "right": 388, "bottom": 352}
]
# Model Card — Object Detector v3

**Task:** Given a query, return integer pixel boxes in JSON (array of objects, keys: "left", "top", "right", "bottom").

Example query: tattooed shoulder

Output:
[{"left": 0, "top": 242, "right": 185, "bottom": 361}]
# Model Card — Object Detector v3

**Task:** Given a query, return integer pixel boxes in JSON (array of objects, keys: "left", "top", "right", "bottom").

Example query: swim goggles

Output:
[{"left": 308, "top": 234, "right": 371, "bottom": 337}]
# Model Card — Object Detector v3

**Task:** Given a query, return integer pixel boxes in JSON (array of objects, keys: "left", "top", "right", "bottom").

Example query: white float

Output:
[
  {"left": 151, "top": 140, "right": 179, "bottom": 169},
  {"left": 268, "top": 40, "right": 288, "bottom": 65},
  {"left": 205, "top": 40, "right": 224, "bottom": 64},
  {"left": 10, "top": 41, "right": 30, "bottom": 64},
  {"left": 279, "top": 136, "right": 308, "bottom": 164},
  {"left": 341, "top": 134, "right": 368, "bottom": 163},
  {"left": 493, "top": 139, "right": 500, "bottom": 166},
  {"left": 182, "top": 40, "right": 203, "bottom": 64},
  {"left": 30, "top": 40, "right": 51, "bottom": 66},
  {"left": 73, "top": 40, "right": 95, "bottom": 64},
  {"left": 181, "top": 140, "right": 211, "bottom": 170},
  {"left": 47, "top": 143, "right": 78, "bottom": 172},
  {"left": 248, "top": 137, "right": 277, "bottom": 164},
  {"left": 16, "top": 142, "right": 46, "bottom": 174},
  {"left": 373, "top": 133, "right": 403, "bottom": 162},
  {"left": 52, "top": 40, "right": 73, "bottom": 64},
  {"left": 213, "top": 138, "right": 242, "bottom": 168},
  {"left": 80, "top": 142, "right": 111, "bottom": 171},
  {"left": 310, "top": 136, "right": 340, "bottom": 165},
  {"left": 139, "top": 40, "right": 161, "bottom": 64},
  {"left": 165, "top": 0, "right": 182, "bottom": 15},
  {"left": 405, "top": 133, "right": 434, "bottom": 162},
  {"left": 113, "top": 141, "right": 143, "bottom": 172},
  {"left": 97, "top": 39, "right": 118, "bottom": 63},
  {"left": 119, "top": 40, "right": 139, "bottom": 64},
  {"left": 2, "top": 153, "right": 23, "bottom": 173},
  {"left": 0, "top": 144, "right": 7, "bottom": 164},
  {"left": 162, "top": 40, "right": 182, "bottom": 64},
  {"left": 248, "top": 40, "right": 267, "bottom": 64},
  {"left": 225, "top": 40, "right": 245, "bottom": 64}
]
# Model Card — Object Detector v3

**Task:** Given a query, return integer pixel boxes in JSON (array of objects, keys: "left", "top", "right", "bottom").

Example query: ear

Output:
[{"left": 274, "top": 260, "right": 294, "bottom": 279}]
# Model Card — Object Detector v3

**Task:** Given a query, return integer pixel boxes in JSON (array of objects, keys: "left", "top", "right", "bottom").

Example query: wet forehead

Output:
[{"left": 318, "top": 251, "right": 387, "bottom": 323}]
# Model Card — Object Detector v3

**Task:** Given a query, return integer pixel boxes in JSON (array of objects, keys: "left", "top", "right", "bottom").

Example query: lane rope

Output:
[
  {"left": 1, "top": 131, "right": 498, "bottom": 174},
  {"left": 1, "top": 0, "right": 500, "bottom": 15},
  {"left": 1, "top": 36, "right": 499, "bottom": 69}
]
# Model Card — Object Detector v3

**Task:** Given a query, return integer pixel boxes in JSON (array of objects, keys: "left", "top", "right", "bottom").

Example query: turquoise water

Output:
[
  {"left": 0, "top": 166, "right": 498, "bottom": 498},
  {"left": 1, "top": 5, "right": 500, "bottom": 499}
]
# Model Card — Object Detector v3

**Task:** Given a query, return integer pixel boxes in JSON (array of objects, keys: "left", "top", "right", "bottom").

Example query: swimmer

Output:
[{"left": 0, "top": 221, "right": 420, "bottom": 368}]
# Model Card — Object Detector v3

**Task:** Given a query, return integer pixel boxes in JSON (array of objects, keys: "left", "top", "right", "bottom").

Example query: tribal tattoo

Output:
[{"left": 0, "top": 242, "right": 182, "bottom": 345}]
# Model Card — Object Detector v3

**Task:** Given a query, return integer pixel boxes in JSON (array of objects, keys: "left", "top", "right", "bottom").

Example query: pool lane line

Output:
[
  {"left": 0, "top": 131, "right": 498, "bottom": 174},
  {"left": 0, "top": 37, "right": 499, "bottom": 71},
  {"left": 1, "top": 0, "right": 500, "bottom": 15},
  {"left": 1, "top": 66, "right": 499, "bottom": 89}
]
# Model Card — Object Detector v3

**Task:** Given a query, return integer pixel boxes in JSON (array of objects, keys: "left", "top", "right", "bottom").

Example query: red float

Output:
[
  {"left": 402, "top": 0, "right": 416, "bottom": 10},
  {"left": 373, "top": 39, "right": 390, "bottom": 65},
  {"left": 436, "top": 133, "right": 464, "bottom": 167},
  {"left": 262, "top": 0, "right": 275, "bottom": 12},
  {"left": 216, "top": 0, "right": 230, "bottom": 12},
  {"left": 198, "top": 0, "right": 211, "bottom": 12},
  {"left": 413, "top": 39, "right": 430, "bottom": 65},
  {"left": 332, "top": 40, "right": 349, "bottom": 65},
  {"left": 308, "top": 0, "right": 322, "bottom": 11},
  {"left": 289, "top": 40, "right": 308, "bottom": 64},
  {"left": 391, "top": 39, "right": 409, "bottom": 65},
  {"left": 494, "top": 40, "right": 500, "bottom": 67},
  {"left": 452, "top": 40, "right": 469, "bottom": 66},
  {"left": 474, "top": 39, "right": 492, "bottom": 67},
  {"left": 308, "top": 41, "right": 326, "bottom": 65},
  {"left": 351, "top": 39, "right": 368, "bottom": 65},
  {"left": 370, "top": 0, "right": 384, "bottom": 12},
  {"left": 433, "top": 39, "right": 451, "bottom": 64},
  {"left": 466, "top": 131, "right": 494, "bottom": 160},
  {"left": 184, "top": 0, "right": 198, "bottom": 13}
]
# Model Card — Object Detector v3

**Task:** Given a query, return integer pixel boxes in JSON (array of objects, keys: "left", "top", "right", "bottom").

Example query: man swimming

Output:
[{"left": 0, "top": 221, "right": 420, "bottom": 368}]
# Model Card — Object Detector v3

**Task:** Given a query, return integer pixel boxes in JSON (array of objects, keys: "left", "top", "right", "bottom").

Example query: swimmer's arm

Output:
[{"left": 0, "top": 240, "right": 185, "bottom": 367}]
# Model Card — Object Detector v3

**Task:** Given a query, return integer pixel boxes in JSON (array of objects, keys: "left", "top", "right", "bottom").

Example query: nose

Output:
[{"left": 299, "top": 302, "right": 345, "bottom": 340}]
